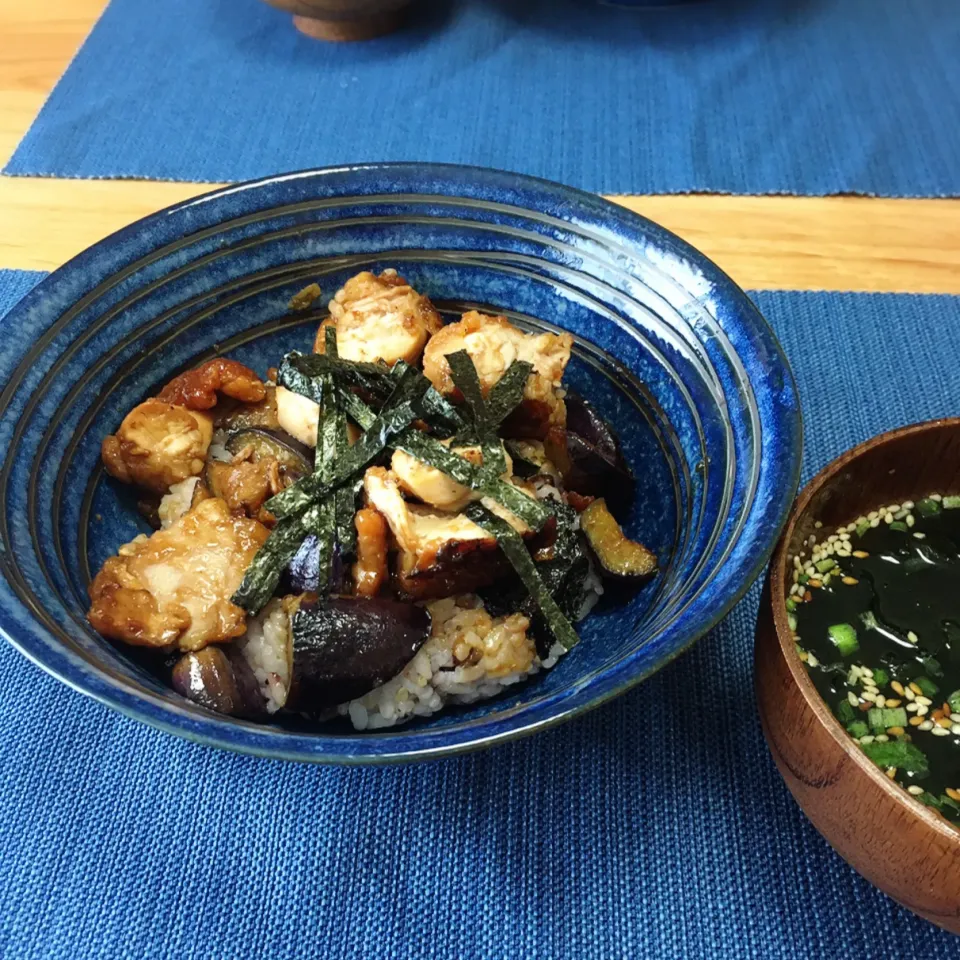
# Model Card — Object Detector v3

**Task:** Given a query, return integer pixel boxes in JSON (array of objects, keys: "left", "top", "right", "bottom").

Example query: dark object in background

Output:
[{"left": 260, "top": 0, "right": 410, "bottom": 41}]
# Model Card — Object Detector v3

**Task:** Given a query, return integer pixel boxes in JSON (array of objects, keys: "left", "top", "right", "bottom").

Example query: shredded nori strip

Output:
[
  {"left": 324, "top": 324, "right": 338, "bottom": 359},
  {"left": 503, "top": 440, "right": 540, "bottom": 478},
  {"left": 465, "top": 503, "right": 580, "bottom": 651},
  {"left": 232, "top": 504, "right": 322, "bottom": 614},
  {"left": 284, "top": 351, "right": 393, "bottom": 401},
  {"left": 485, "top": 360, "right": 533, "bottom": 427},
  {"left": 265, "top": 367, "right": 429, "bottom": 518},
  {"left": 446, "top": 350, "right": 505, "bottom": 479},
  {"left": 277, "top": 360, "right": 325, "bottom": 405}
]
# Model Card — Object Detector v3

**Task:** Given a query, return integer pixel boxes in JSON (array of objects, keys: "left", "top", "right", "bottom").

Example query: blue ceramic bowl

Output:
[{"left": 0, "top": 164, "right": 800, "bottom": 763}]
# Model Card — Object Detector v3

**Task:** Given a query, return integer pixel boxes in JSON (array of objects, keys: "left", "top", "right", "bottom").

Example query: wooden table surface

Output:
[{"left": 1, "top": 0, "right": 957, "bottom": 292}]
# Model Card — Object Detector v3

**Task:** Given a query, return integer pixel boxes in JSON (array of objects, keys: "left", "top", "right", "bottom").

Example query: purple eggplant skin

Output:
[
  {"left": 288, "top": 598, "right": 431, "bottom": 713},
  {"left": 286, "top": 538, "right": 346, "bottom": 595},
  {"left": 225, "top": 427, "right": 312, "bottom": 476},
  {"left": 562, "top": 392, "right": 634, "bottom": 506},
  {"left": 172, "top": 647, "right": 267, "bottom": 719}
]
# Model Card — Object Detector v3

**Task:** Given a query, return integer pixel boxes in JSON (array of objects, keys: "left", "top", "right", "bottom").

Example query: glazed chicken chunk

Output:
[
  {"left": 101, "top": 399, "right": 214, "bottom": 494},
  {"left": 390, "top": 443, "right": 513, "bottom": 512},
  {"left": 87, "top": 498, "right": 270, "bottom": 651},
  {"left": 313, "top": 269, "right": 443, "bottom": 367},
  {"left": 422, "top": 311, "right": 573, "bottom": 438},
  {"left": 363, "top": 467, "right": 532, "bottom": 599},
  {"left": 102, "top": 360, "right": 265, "bottom": 494}
]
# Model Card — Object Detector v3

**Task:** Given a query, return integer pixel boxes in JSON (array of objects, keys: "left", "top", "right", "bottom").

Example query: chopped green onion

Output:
[
  {"left": 846, "top": 721, "right": 869, "bottom": 738},
  {"left": 787, "top": 613, "right": 797, "bottom": 632},
  {"left": 855, "top": 520, "right": 870, "bottom": 537},
  {"left": 889, "top": 521, "right": 908, "bottom": 532},
  {"left": 815, "top": 559, "right": 836, "bottom": 573},
  {"left": 785, "top": 597, "right": 797, "bottom": 613},
  {"left": 871, "top": 667, "right": 889, "bottom": 687},
  {"left": 912, "top": 675, "right": 939, "bottom": 698},
  {"left": 860, "top": 739, "right": 929, "bottom": 775},
  {"left": 921, "top": 656, "right": 943, "bottom": 678},
  {"left": 464, "top": 503, "right": 579, "bottom": 651},
  {"left": 836, "top": 699, "right": 856, "bottom": 724},
  {"left": 940, "top": 793, "right": 960, "bottom": 813},
  {"left": 798, "top": 573, "right": 810, "bottom": 585},
  {"left": 919, "top": 792, "right": 943, "bottom": 811},
  {"left": 947, "top": 689, "right": 960, "bottom": 714},
  {"left": 828, "top": 623, "right": 859, "bottom": 656},
  {"left": 880, "top": 707, "right": 907, "bottom": 728},
  {"left": 943, "top": 495, "right": 960, "bottom": 510},
  {"left": 867, "top": 708, "right": 886, "bottom": 733},
  {"left": 916, "top": 497, "right": 941, "bottom": 517}
]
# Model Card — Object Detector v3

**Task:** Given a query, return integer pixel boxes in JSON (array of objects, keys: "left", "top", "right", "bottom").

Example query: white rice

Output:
[
  {"left": 157, "top": 477, "right": 200, "bottom": 528},
  {"left": 237, "top": 599, "right": 291, "bottom": 714},
  {"left": 340, "top": 595, "right": 564, "bottom": 731}
]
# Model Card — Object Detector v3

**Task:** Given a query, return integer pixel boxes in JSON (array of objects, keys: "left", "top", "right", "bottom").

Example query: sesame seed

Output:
[
  {"left": 860, "top": 667, "right": 873, "bottom": 678},
  {"left": 907, "top": 631, "right": 919, "bottom": 644},
  {"left": 888, "top": 504, "right": 901, "bottom": 514},
  {"left": 947, "top": 788, "right": 960, "bottom": 802},
  {"left": 904, "top": 687, "right": 916, "bottom": 701},
  {"left": 884, "top": 514, "right": 894, "bottom": 524},
  {"left": 862, "top": 691, "right": 878, "bottom": 703},
  {"left": 808, "top": 579, "right": 822, "bottom": 589},
  {"left": 932, "top": 726, "right": 950, "bottom": 737},
  {"left": 827, "top": 534, "right": 838, "bottom": 543},
  {"left": 870, "top": 518, "right": 881, "bottom": 528},
  {"left": 909, "top": 716, "right": 924, "bottom": 727},
  {"left": 884, "top": 765, "right": 896, "bottom": 777},
  {"left": 903, "top": 500, "right": 915, "bottom": 510},
  {"left": 887, "top": 726, "right": 905, "bottom": 736},
  {"left": 807, "top": 653, "right": 819, "bottom": 668},
  {"left": 913, "top": 531, "right": 925, "bottom": 539},
  {"left": 891, "top": 681, "right": 905, "bottom": 695},
  {"left": 908, "top": 785, "right": 925, "bottom": 796},
  {"left": 847, "top": 692, "right": 859, "bottom": 707},
  {"left": 919, "top": 720, "right": 935, "bottom": 731},
  {"left": 859, "top": 735, "right": 875, "bottom": 744},
  {"left": 931, "top": 493, "right": 943, "bottom": 502},
  {"left": 814, "top": 520, "right": 823, "bottom": 528},
  {"left": 951, "top": 714, "right": 960, "bottom": 723},
  {"left": 938, "top": 717, "right": 953, "bottom": 729},
  {"left": 906, "top": 702, "right": 920, "bottom": 713},
  {"left": 793, "top": 555, "right": 802, "bottom": 570},
  {"left": 876, "top": 735, "right": 890, "bottom": 743},
  {"left": 917, "top": 705, "right": 930, "bottom": 717},
  {"left": 876, "top": 695, "right": 887, "bottom": 708},
  {"left": 885, "top": 699, "right": 902, "bottom": 708},
  {"left": 916, "top": 695, "right": 933, "bottom": 706},
  {"left": 867, "top": 511, "right": 879, "bottom": 521},
  {"left": 853, "top": 550, "right": 869, "bottom": 558},
  {"left": 841, "top": 576, "right": 858, "bottom": 585},
  {"left": 952, "top": 725, "right": 960, "bottom": 736}
]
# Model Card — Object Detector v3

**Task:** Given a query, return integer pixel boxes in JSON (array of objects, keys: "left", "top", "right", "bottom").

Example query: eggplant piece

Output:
[
  {"left": 551, "top": 392, "right": 634, "bottom": 506},
  {"left": 287, "top": 535, "right": 347, "bottom": 595},
  {"left": 288, "top": 597, "right": 431, "bottom": 712},
  {"left": 214, "top": 383, "right": 281, "bottom": 432},
  {"left": 172, "top": 646, "right": 267, "bottom": 718},
  {"left": 580, "top": 498, "right": 657, "bottom": 580},
  {"left": 225, "top": 427, "right": 312, "bottom": 476}
]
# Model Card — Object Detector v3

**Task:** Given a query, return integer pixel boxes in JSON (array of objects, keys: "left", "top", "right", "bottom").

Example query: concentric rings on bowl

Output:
[{"left": 0, "top": 164, "right": 801, "bottom": 762}]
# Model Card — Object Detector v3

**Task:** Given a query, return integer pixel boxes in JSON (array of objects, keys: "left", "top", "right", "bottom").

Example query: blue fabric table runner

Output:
[
  {"left": 1, "top": 271, "right": 960, "bottom": 958},
  {"left": 5, "top": 0, "right": 960, "bottom": 196}
]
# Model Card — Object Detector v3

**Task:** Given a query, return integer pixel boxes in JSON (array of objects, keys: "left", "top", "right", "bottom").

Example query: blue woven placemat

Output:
[
  {"left": 5, "top": 0, "right": 960, "bottom": 195},
  {"left": 2, "top": 271, "right": 960, "bottom": 958}
]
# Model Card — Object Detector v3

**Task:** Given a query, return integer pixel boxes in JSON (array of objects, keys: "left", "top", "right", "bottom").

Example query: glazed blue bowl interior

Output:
[{"left": 0, "top": 164, "right": 800, "bottom": 763}]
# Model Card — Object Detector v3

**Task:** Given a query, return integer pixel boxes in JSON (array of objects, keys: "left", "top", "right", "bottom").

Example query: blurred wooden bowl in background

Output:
[{"left": 261, "top": 0, "right": 410, "bottom": 41}]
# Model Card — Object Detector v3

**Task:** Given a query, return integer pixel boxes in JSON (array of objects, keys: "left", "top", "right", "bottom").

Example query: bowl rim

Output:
[
  {"left": 766, "top": 416, "right": 960, "bottom": 843},
  {"left": 0, "top": 161, "right": 803, "bottom": 763}
]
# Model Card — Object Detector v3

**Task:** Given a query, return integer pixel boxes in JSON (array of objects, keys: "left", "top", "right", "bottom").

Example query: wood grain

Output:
[
  {"left": 0, "top": 0, "right": 958, "bottom": 292},
  {"left": 755, "top": 419, "right": 960, "bottom": 934}
]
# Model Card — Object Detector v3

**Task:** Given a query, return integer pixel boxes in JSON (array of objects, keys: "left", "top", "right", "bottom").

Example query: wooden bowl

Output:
[
  {"left": 261, "top": 0, "right": 410, "bottom": 41},
  {"left": 755, "top": 418, "right": 960, "bottom": 932}
]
